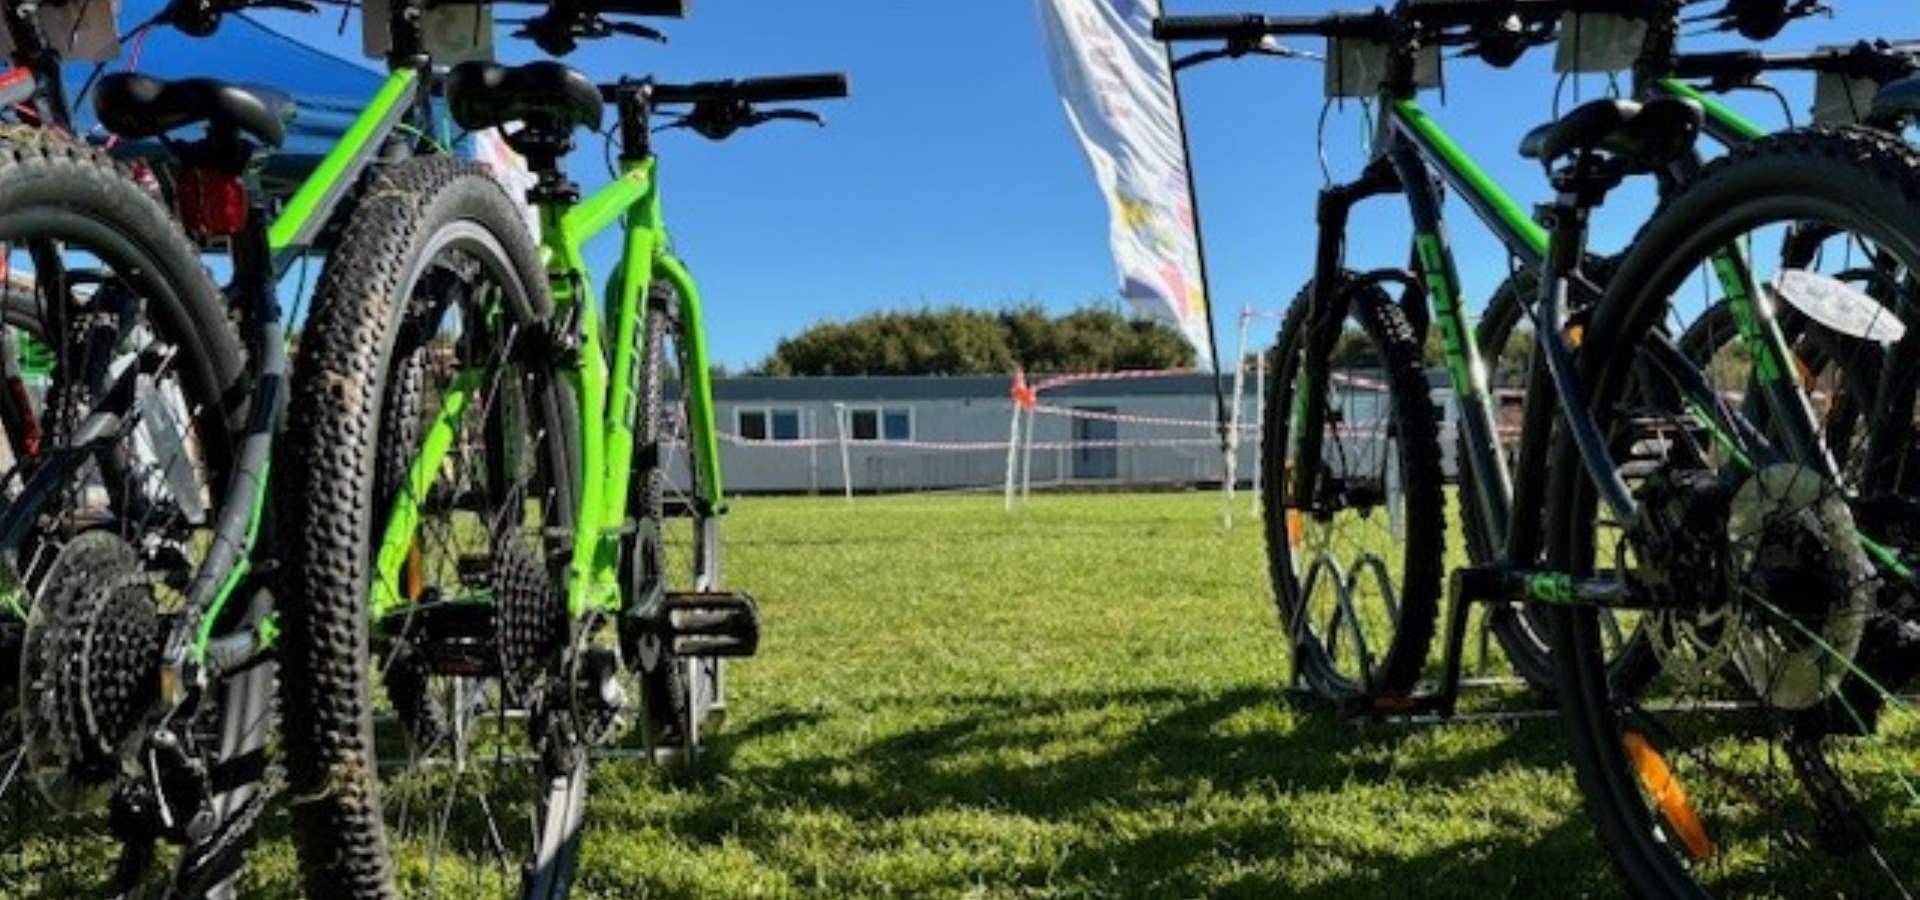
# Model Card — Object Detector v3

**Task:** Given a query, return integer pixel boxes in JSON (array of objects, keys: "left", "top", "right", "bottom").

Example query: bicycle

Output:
[
  {"left": 1166, "top": 0, "right": 1920, "bottom": 705},
  {"left": 1465, "top": 7, "right": 1920, "bottom": 696},
  {"left": 273, "top": 31, "right": 848, "bottom": 900},
  {"left": 0, "top": 1, "right": 288, "bottom": 894},
  {"left": 0, "top": 0, "right": 619, "bottom": 892},
  {"left": 1163, "top": 3, "right": 1920, "bottom": 894}
]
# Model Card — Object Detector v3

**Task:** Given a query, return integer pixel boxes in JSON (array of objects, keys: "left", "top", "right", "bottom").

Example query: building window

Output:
[
  {"left": 884, "top": 409, "right": 911, "bottom": 441},
  {"left": 850, "top": 408, "right": 879, "bottom": 441},
  {"left": 848, "top": 406, "right": 911, "bottom": 442},
  {"left": 738, "top": 407, "right": 804, "bottom": 442},
  {"left": 739, "top": 409, "right": 768, "bottom": 441},
  {"left": 771, "top": 409, "right": 802, "bottom": 441}
]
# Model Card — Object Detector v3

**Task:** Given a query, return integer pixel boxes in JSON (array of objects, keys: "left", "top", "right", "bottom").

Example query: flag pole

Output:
[{"left": 1157, "top": 0, "right": 1231, "bottom": 459}]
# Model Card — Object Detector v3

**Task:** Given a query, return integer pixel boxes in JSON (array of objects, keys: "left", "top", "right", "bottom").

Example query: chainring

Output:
[{"left": 19, "top": 530, "right": 162, "bottom": 810}]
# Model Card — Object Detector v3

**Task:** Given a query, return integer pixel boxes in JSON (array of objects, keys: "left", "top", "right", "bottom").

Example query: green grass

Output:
[
  {"left": 560, "top": 493, "right": 1616, "bottom": 899},
  {"left": 4, "top": 492, "right": 1629, "bottom": 898}
]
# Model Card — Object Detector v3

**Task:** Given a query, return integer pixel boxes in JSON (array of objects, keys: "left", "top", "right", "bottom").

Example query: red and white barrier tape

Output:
[
  {"left": 1029, "top": 403, "right": 1256, "bottom": 430},
  {"left": 1030, "top": 367, "right": 1200, "bottom": 393}
]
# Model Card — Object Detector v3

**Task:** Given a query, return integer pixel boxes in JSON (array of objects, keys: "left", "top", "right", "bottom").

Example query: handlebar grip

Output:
[
  {"left": 1155, "top": 12, "right": 1391, "bottom": 42},
  {"left": 1669, "top": 49, "right": 1764, "bottom": 79},
  {"left": 590, "top": 0, "right": 689, "bottom": 17},
  {"left": 646, "top": 72, "right": 850, "bottom": 105},
  {"left": 1152, "top": 14, "right": 1267, "bottom": 41}
]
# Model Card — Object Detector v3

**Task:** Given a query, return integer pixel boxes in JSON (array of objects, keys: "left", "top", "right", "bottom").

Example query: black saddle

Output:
[
  {"left": 1871, "top": 73, "right": 1920, "bottom": 123},
  {"left": 1519, "top": 97, "right": 1703, "bottom": 172},
  {"left": 446, "top": 61, "right": 603, "bottom": 136},
  {"left": 93, "top": 73, "right": 293, "bottom": 148}
]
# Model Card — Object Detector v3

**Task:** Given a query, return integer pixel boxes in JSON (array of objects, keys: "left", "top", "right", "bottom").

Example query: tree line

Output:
[{"left": 757, "top": 305, "right": 1196, "bottom": 376}]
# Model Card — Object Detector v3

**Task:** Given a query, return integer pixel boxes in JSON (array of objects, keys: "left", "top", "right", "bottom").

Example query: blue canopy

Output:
[{"left": 68, "top": 0, "right": 384, "bottom": 190}]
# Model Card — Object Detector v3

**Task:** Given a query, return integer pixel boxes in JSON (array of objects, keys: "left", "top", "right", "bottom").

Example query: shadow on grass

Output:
[{"left": 624, "top": 684, "right": 1621, "bottom": 899}]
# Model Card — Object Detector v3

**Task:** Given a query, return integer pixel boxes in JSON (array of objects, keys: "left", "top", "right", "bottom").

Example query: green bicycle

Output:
[
  {"left": 1164, "top": 1, "right": 1920, "bottom": 894},
  {"left": 275, "top": 47, "right": 847, "bottom": 899},
  {"left": 1, "top": 0, "right": 682, "bottom": 892}
]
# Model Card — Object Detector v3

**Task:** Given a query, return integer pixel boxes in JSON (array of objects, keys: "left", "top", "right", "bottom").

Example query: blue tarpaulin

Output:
[{"left": 67, "top": 0, "right": 384, "bottom": 190}]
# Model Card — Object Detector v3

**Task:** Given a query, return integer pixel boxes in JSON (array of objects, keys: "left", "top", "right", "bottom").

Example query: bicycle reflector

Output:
[
  {"left": 174, "top": 168, "right": 248, "bottom": 238},
  {"left": 1621, "top": 730, "right": 1715, "bottom": 862}
]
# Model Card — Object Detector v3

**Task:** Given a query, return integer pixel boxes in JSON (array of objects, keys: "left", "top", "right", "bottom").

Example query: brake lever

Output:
[
  {"left": 1173, "top": 37, "right": 1317, "bottom": 73},
  {"left": 662, "top": 102, "right": 826, "bottom": 141},
  {"left": 251, "top": 0, "right": 318, "bottom": 13},
  {"left": 749, "top": 109, "right": 826, "bottom": 130},
  {"left": 607, "top": 20, "right": 666, "bottom": 43}
]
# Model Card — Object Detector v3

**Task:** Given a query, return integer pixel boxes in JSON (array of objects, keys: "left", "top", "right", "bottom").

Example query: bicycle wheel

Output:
[
  {"left": 1466, "top": 264, "right": 1658, "bottom": 696},
  {"left": 278, "top": 157, "right": 591, "bottom": 900},
  {"left": 1547, "top": 127, "right": 1920, "bottom": 897},
  {"left": 616, "top": 280, "right": 700, "bottom": 758},
  {"left": 1260, "top": 274, "right": 1445, "bottom": 701},
  {"left": 0, "top": 130, "right": 270, "bottom": 898}
]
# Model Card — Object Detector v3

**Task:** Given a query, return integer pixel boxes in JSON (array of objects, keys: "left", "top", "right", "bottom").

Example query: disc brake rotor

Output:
[
  {"left": 1727, "top": 463, "right": 1876, "bottom": 710},
  {"left": 19, "top": 530, "right": 161, "bottom": 810}
]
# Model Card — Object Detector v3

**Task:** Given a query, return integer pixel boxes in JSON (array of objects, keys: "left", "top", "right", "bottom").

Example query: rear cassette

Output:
[{"left": 19, "top": 531, "right": 162, "bottom": 809}]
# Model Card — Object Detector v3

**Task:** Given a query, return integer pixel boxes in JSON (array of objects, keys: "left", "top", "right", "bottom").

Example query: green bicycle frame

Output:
[
  {"left": 1288, "top": 82, "right": 1850, "bottom": 603},
  {"left": 186, "top": 66, "right": 431, "bottom": 662},
  {"left": 373, "top": 155, "right": 726, "bottom": 622}
]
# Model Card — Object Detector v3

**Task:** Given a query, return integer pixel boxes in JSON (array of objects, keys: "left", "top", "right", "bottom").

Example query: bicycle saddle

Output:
[
  {"left": 1519, "top": 97, "right": 1703, "bottom": 172},
  {"left": 447, "top": 60, "right": 603, "bottom": 136},
  {"left": 1870, "top": 73, "right": 1920, "bottom": 123},
  {"left": 93, "top": 73, "right": 293, "bottom": 148}
]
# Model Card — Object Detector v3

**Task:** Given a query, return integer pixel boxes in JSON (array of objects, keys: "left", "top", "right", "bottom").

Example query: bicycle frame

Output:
[
  {"left": 370, "top": 141, "right": 725, "bottom": 624},
  {"left": 540, "top": 155, "right": 723, "bottom": 619},
  {"left": 0, "top": 0, "right": 441, "bottom": 676},
  {"left": 1290, "top": 70, "right": 1841, "bottom": 613}
]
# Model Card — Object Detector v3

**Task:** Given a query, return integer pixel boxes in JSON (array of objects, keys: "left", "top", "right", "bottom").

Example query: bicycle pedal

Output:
[{"left": 661, "top": 591, "right": 761, "bottom": 658}]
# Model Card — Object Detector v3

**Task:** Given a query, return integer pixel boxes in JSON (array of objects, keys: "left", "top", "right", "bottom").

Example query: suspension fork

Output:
[{"left": 1288, "top": 158, "right": 1400, "bottom": 510}]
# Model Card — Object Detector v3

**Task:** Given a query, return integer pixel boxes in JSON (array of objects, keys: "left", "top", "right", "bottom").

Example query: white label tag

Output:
[
  {"left": 1325, "top": 38, "right": 1439, "bottom": 99},
  {"left": 1772, "top": 270, "right": 1908, "bottom": 345},
  {"left": 362, "top": 0, "right": 492, "bottom": 63},
  {"left": 1813, "top": 69, "right": 1879, "bottom": 125},
  {"left": 1554, "top": 12, "right": 1645, "bottom": 74}
]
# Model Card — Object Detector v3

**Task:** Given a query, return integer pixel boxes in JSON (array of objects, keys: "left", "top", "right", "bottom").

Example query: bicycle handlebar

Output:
[
  {"left": 1671, "top": 42, "right": 1920, "bottom": 83},
  {"left": 1154, "top": 2, "right": 1697, "bottom": 45},
  {"left": 601, "top": 73, "right": 851, "bottom": 106},
  {"left": 1152, "top": 12, "right": 1392, "bottom": 43}
]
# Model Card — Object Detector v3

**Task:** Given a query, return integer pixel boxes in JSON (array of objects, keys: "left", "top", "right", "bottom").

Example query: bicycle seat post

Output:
[{"left": 1538, "top": 153, "right": 1625, "bottom": 301}]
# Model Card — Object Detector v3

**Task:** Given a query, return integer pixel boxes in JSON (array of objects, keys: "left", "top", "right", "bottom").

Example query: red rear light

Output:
[
  {"left": 0, "top": 68, "right": 34, "bottom": 108},
  {"left": 174, "top": 168, "right": 248, "bottom": 238}
]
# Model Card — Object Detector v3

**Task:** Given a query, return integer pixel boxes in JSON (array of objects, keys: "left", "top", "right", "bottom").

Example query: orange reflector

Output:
[
  {"left": 1567, "top": 323, "right": 1585, "bottom": 348},
  {"left": 404, "top": 543, "right": 424, "bottom": 601},
  {"left": 1287, "top": 510, "right": 1305, "bottom": 547},
  {"left": 1622, "top": 730, "right": 1714, "bottom": 862}
]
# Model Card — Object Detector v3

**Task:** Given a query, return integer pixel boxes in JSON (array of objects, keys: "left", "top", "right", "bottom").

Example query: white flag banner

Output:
[{"left": 1037, "top": 0, "right": 1212, "bottom": 367}]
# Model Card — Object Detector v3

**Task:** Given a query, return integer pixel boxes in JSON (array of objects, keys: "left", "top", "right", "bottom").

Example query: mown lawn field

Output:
[{"left": 11, "top": 491, "right": 1630, "bottom": 899}]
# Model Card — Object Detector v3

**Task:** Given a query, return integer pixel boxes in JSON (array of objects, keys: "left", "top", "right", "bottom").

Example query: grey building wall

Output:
[{"left": 682, "top": 372, "right": 1460, "bottom": 495}]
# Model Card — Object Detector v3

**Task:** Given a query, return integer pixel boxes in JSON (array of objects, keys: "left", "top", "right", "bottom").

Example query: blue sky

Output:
[{"left": 253, "top": 1, "right": 1914, "bottom": 370}]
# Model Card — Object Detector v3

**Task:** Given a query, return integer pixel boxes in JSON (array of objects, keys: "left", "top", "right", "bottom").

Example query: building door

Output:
[{"left": 1072, "top": 407, "right": 1118, "bottom": 479}]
